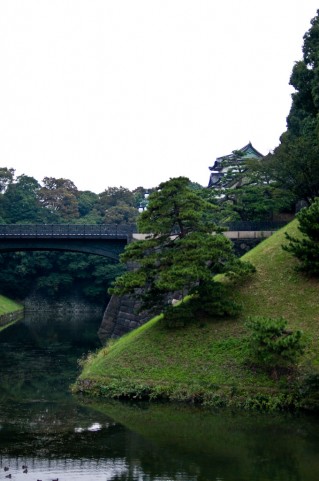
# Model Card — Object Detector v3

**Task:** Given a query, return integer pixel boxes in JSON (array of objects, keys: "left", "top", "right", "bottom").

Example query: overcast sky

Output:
[{"left": 0, "top": 1, "right": 318, "bottom": 193}]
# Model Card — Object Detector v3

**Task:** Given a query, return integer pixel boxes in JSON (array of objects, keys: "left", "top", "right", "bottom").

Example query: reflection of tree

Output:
[
  {"left": 249, "top": 443, "right": 301, "bottom": 481},
  {"left": 0, "top": 312, "right": 318, "bottom": 481},
  {"left": 91, "top": 402, "right": 319, "bottom": 481},
  {"left": 0, "top": 313, "right": 102, "bottom": 404}
]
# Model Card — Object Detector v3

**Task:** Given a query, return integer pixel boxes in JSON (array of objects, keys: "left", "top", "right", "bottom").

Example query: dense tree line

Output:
[
  {"left": 0, "top": 169, "right": 145, "bottom": 225},
  {"left": 0, "top": 169, "right": 147, "bottom": 305},
  {"left": 265, "top": 9, "right": 319, "bottom": 206}
]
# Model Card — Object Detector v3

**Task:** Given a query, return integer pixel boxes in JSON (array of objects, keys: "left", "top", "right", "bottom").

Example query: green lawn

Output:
[
  {"left": 74, "top": 220, "right": 319, "bottom": 409},
  {"left": 0, "top": 294, "right": 23, "bottom": 316}
]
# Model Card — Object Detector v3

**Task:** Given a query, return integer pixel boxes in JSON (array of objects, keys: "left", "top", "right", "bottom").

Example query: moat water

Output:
[{"left": 0, "top": 312, "right": 319, "bottom": 481}]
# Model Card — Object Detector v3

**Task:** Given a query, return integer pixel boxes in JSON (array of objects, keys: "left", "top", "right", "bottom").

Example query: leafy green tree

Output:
[
  {"left": 77, "top": 190, "right": 99, "bottom": 217},
  {"left": 284, "top": 197, "right": 319, "bottom": 275},
  {"left": 269, "top": 10, "right": 319, "bottom": 204},
  {"left": 39, "top": 177, "right": 80, "bottom": 221},
  {"left": 110, "top": 177, "right": 253, "bottom": 316},
  {"left": 245, "top": 317, "right": 304, "bottom": 377},
  {"left": 0, "top": 167, "right": 15, "bottom": 193},
  {"left": 76, "top": 190, "right": 103, "bottom": 224},
  {"left": 98, "top": 186, "right": 135, "bottom": 214},
  {"left": 287, "top": 10, "right": 319, "bottom": 136},
  {"left": 1, "top": 175, "right": 50, "bottom": 224},
  {"left": 75, "top": 208, "right": 103, "bottom": 225},
  {"left": 132, "top": 186, "right": 149, "bottom": 208},
  {"left": 268, "top": 131, "right": 319, "bottom": 205},
  {"left": 0, "top": 170, "right": 130, "bottom": 305},
  {"left": 0, "top": 250, "right": 123, "bottom": 305},
  {"left": 104, "top": 202, "right": 138, "bottom": 225}
]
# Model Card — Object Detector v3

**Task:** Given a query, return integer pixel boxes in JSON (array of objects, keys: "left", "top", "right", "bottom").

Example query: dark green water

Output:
[{"left": 0, "top": 312, "right": 319, "bottom": 481}]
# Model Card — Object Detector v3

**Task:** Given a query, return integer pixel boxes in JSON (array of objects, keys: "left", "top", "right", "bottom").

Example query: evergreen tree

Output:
[
  {"left": 245, "top": 317, "right": 304, "bottom": 378},
  {"left": 269, "top": 10, "right": 319, "bottom": 204},
  {"left": 284, "top": 197, "right": 319, "bottom": 275},
  {"left": 110, "top": 177, "right": 253, "bottom": 315}
]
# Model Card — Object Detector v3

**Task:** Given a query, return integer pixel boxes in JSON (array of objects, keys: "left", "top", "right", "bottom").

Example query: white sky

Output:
[{"left": 0, "top": 1, "right": 318, "bottom": 193}]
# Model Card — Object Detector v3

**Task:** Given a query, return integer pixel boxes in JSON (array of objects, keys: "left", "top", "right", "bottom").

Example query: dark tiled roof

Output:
[{"left": 209, "top": 142, "right": 263, "bottom": 171}]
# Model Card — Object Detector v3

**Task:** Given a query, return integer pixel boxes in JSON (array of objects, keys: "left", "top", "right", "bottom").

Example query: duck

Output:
[{"left": 4, "top": 467, "right": 9, "bottom": 471}]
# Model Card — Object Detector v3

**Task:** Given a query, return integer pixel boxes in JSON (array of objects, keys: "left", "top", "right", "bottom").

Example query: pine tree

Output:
[{"left": 110, "top": 177, "right": 253, "bottom": 316}]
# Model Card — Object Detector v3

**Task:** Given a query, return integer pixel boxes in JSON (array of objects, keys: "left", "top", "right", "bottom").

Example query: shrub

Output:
[{"left": 245, "top": 316, "right": 304, "bottom": 377}]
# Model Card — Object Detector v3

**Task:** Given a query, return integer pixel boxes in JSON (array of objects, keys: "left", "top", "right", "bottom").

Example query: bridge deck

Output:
[
  {"left": 0, "top": 224, "right": 136, "bottom": 239},
  {"left": 0, "top": 221, "right": 288, "bottom": 240}
]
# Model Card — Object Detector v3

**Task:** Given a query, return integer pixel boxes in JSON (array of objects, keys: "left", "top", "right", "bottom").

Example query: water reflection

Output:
[{"left": 0, "top": 312, "right": 319, "bottom": 480}]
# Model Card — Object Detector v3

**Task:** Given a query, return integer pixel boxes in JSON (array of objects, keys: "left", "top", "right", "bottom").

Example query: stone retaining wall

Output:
[
  {"left": 0, "top": 309, "right": 24, "bottom": 327},
  {"left": 23, "top": 293, "right": 103, "bottom": 313},
  {"left": 98, "top": 238, "right": 264, "bottom": 341},
  {"left": 98, "top": 294, "right": 151, "bottom": 340}
]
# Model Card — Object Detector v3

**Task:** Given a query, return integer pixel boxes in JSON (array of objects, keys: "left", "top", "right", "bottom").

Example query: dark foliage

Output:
[
  {"left": 245, "top": 317, "right": 304, "bottom": 377},
  {"left": 284, "top": 197, "right": 319, "bottom": 275},
  {"left": 111, "top": 177, "right": 254, "bottom": 318}
]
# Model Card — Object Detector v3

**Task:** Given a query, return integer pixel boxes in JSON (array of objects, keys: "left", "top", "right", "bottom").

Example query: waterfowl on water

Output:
[
  {"left": 4, "top": 466, "right": 9, "bottom": 471},
  {"left": 5, "top": 474, "right": 12, "bottom": 479},
  {"left": 23, "top": 468, "right": 28, "bottom": 473}
]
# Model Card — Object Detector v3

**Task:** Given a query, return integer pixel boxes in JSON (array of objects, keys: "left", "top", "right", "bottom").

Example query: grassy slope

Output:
[
  {"left": 0, "top": 295, "right": 23, "bottom": 333},
  {"left": 0, "top": 294, "right": 22, "bottom": 316},
  {"left": 75, "top": 221, "right": 319, "bottom": 406}
]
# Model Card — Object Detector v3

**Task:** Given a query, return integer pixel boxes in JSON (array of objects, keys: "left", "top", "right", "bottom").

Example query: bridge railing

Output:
[
  {"left": 0, "top": 224, "right": 137, "bottom": 238},
  {"left": 0, "top": 221, "right": 289, "bottom": 238}
]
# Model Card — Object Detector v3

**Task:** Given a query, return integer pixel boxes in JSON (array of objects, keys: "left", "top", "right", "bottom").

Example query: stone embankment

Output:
[
  {"left": 0, "top": 309, "right": 24, "bottom": 328},
  {"left": 98, "top": 291, "right": 182, "bottom": 340},
  {"left": 98, "top": 294, "right": 150, "bottom": 340},
  {"left": 23, "top": 293, "right": 103, "bottom": 314},
  {"left": 99, "top": 238, "right": 264, "bottom": 340}
]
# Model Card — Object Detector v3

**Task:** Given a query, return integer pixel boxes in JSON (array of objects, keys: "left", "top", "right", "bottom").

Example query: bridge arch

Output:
[{"left": 0, "top": 224, "right": 135, "bottom": 260}]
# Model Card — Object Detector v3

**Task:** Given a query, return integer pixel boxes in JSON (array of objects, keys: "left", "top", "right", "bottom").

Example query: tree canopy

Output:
[
  {"left": 284, "top": 197, "right": 319, "bottom": 275},
  {"left": 0, "top": 169, "right": 137, "bottom": 304},
  {"left": 110, "top": 177, "right": 253, "bottom": 317},
  {"left": 267, "top": 10, "right": 319, "bottom": 205}
]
